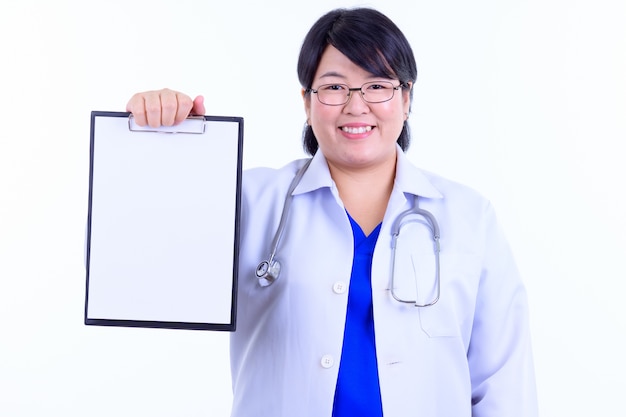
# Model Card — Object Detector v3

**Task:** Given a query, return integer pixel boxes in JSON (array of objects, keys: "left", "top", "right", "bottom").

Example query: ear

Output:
[
  {"left": 402, "top": 82, "right": 413, "bottom": 115},
  {"left": 302, "top": 88, "right": 312, "bottom": 121}
]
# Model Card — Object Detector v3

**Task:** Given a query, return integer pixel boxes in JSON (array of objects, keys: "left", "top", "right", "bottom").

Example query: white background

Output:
[{"left": 1, "top": 0, "right": 624, "bottom": 415}]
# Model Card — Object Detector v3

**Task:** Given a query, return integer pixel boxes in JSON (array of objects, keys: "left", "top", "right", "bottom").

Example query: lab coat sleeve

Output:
[{"left": 468, "top": 203, "right": 538, "bottom": 417}]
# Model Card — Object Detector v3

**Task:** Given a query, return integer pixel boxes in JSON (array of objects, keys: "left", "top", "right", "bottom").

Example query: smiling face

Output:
[{"left": 303, "top": 45, "right": 412, "bottom": 172}]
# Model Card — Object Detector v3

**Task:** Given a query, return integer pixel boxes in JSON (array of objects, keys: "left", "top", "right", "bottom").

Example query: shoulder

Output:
[
  {"left": 423, "top": 169, "right": 485, "bottom": 198},
  {"left": 409, "top": 168, "right": 500, "bottom": 238},
  {"left": 242, "top": 159, "right": 308, "bottom": 199},
  {"left": 395, "top": 149, "right": 489, "bottom": 211},
  {"left": 418, "top": 168, "right": 491, "bottom": 210}
]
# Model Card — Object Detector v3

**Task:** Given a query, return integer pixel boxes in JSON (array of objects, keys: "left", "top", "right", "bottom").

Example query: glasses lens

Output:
[
  {"left": 315, "top": 84, "right": 350, "bottom": 105},
  {"left": 361, "top": 81, "right": 395, "bottom": 103}
]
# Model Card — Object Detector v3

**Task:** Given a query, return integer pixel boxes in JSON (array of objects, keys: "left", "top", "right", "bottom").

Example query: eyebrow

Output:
[
  {"left": 317, "top": 71, "right": 391, "bottom": 82},
  {"left": 317, "top": 71, "right": 347, "bottom": 80}
]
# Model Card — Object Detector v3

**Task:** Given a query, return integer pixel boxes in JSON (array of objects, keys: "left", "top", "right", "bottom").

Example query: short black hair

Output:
[{"left": 297, "top": 7, "right": 418, "bottom": 155}]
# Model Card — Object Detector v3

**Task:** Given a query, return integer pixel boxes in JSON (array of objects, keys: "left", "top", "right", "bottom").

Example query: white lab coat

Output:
[{"left": 230, "top": 146, "right": 537, "bottom": 417}]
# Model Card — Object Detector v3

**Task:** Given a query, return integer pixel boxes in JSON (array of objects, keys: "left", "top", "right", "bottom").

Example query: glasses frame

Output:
[{"left": 307, "top": 81, "right": 405, "bottom": 106}]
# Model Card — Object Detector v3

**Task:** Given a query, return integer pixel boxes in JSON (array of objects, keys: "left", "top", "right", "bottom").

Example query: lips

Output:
[{"left": 340, "top": 125, "right": 373, "bottom": 134}]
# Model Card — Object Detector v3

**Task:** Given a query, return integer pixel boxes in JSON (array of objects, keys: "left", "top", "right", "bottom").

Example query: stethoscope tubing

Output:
[{"left": 257, "top": 159, "right": 441, "bottom": 307}]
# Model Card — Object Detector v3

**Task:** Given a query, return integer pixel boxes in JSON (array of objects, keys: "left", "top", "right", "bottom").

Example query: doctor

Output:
[{"left": 126, "top": 7, "right": 538, "bottom": 417}]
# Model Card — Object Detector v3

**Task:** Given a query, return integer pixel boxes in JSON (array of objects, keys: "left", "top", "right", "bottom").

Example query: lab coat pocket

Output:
[
  {"left": 417, "top": 252, "right": 481, "bottom": 338},
  {"left": 390, "top": 219, "right": 440, "bottom": 307},
  {"left": 390, "top": 220, "right": 455, "bottom": 338},
  {"left": 417, "top": 302, "right": 458, "bottom": 338}
]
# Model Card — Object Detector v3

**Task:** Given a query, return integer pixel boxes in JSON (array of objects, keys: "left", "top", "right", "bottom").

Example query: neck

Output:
[{"left": 328, "top": 157, "right": 396, "bottom": 236}]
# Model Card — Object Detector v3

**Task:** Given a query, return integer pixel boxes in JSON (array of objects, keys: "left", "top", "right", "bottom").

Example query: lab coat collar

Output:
[
  {"left": 292, "top": 144, "right": 443, "bottom": 200},
  {"left": 291, "top": 151, "right": 334, "bottom": 195},
  {"left": 394, "top": 145, "right": 443, "bottom": 199}
]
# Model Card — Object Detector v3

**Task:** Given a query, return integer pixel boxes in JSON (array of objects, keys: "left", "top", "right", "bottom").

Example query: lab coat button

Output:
[
  {"left": 320, "top": 354, "right": 334, "bottom": 368},
  {"left": 332, "top": 281, "right": 347, "bottom": 294}
]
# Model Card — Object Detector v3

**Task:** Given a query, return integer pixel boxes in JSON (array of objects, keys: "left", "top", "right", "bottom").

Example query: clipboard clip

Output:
[{"left": 128, "top": 115, "right": 206, "bottom": 134}]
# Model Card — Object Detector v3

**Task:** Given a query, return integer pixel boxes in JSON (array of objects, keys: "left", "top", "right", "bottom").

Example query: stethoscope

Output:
[
  {"left": 255, "top": 158, "right": 313, "bottom": 287},
  {"left": 255, "top": 158, "right": 441, "bottom": 307}
]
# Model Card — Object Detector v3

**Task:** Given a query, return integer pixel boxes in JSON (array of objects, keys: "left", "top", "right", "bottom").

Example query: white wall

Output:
[{"left": 1, "top": 0, "right": 624, "bottom": 415}]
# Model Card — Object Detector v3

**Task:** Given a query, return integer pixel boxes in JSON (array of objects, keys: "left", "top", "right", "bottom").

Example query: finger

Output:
[
  {"left": 126, "top": 93, "right": 148, "bottom": 126},
  {"left": 159, "top": 89, "right": 181, "bottom": 126},
  {"left": 173, "top": 92, "right": 194, "bottom": 125},
  {"left": 144, "top": 90, "right": 165, "bottom": 128},
  {"left": 191, "top": 95, "right": 206, "bottom": 116}
]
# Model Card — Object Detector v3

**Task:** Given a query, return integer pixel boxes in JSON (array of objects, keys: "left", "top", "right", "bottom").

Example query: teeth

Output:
[{"left": 341, "top": 126, "right": 372, "bottom": 134}]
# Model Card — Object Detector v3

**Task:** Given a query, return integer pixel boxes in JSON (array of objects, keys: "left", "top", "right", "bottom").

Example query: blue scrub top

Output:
[{"left": 332, "top": 214, "right": 384, "bottom": 417}]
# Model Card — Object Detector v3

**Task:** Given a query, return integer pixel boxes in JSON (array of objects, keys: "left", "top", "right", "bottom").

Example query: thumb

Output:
[{"left": 191, "top": 95, "right": 206, "bottom": 115}]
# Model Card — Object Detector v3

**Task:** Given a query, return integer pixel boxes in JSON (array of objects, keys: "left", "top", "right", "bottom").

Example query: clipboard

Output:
[{"left": 85, "top": 111, "right": 243, "bottom": 331}]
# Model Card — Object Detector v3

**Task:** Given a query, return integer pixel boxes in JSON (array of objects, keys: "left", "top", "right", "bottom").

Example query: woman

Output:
[{"left": 126, "top": 7, "right": 537, "bottom": 417}]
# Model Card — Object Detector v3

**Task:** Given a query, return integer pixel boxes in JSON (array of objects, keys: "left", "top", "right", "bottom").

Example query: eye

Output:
[
  {"left": 365, "top": 82, "right": 393, "bottom": 91},
  {"left": 319, "top": 84, "right": 347, "bottom": 92}
]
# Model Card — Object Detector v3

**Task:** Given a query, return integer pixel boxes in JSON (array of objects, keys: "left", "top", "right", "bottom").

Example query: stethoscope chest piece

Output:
[
  {"left": 255, "top": 158, "right": 312, "bottom": 288},
  {"left": 256, "top": 259, "right": 281, "bottom": 287}
]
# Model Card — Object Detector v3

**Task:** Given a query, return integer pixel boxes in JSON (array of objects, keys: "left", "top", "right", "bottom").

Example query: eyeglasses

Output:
[{"left": 307, "top": 81, "right": 404, "bottom": 106}]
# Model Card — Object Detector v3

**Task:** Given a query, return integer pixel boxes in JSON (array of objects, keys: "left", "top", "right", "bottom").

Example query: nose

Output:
[{"left": 344, "top": 88, "right": 370, "bottom": 113}]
